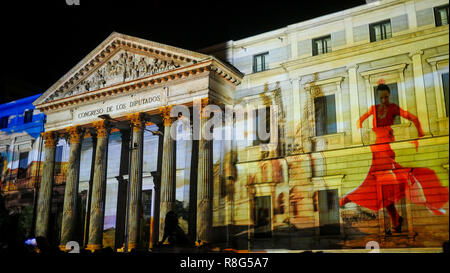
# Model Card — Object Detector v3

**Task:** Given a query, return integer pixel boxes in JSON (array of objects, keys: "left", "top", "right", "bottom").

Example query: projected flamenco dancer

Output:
[{"left": 340, "top": 80, "right": 449, "bottom": 233}]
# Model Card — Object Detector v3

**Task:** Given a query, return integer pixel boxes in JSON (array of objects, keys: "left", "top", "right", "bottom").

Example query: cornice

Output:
[
  {"left": 35, "top": 59, "right": 242, "bottom": 112},
  {"left": 280, "top": 25, "right": 449, "bottom": 73},
  {"left": 34, "top": 32, "right": 242, "bottom": 108}
]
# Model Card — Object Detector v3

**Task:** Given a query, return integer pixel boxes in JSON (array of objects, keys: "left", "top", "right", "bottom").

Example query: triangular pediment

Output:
[
  {"left": 34, "top": 32, "right": 211, "bottom": 105},
  {"left": 65, "top": 49, "right": 181, "bottom": 97}
]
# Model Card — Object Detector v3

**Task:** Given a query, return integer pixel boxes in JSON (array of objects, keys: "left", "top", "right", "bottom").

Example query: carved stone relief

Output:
[{"left": 45, "top": 50, "right": 180, "bottom": 102}]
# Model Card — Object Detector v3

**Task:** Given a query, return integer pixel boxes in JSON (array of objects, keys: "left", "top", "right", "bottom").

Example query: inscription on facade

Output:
[{"left": 73, "top": 89, "right": 164, "bottom": 124}]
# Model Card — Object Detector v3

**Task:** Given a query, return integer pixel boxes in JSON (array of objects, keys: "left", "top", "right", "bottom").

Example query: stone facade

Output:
[
  {"left": 28, "top": 0, "right": 449, "bottom": 251},
  {"left": 200, "top": 0, "right": 449, "bottom": 249}
]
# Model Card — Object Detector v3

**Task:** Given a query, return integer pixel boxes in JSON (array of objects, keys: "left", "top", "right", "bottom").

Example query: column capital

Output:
[
  {"left": 346, "top": 64, "right": 359, "bottom": 71},
  {"left": 126, "top": 112, "right": 145, "bottom": 132},
  {"left": 159, "top": 105, "right": 175, "bottom": 126},
  {"left": 119, "top": 128, "right": 131, "bottom": 142},
  {"left": 92, "top": 120, "right": 110, "bottom": 138},
  {"left": 66, "top": 126, "right": 84, "bottom": 144},
  {"left": 409, "top": 50, "right": 424, "bottom": 58},
  {"left": 42, "top": 131, "right": 58, "bottom": 148}
]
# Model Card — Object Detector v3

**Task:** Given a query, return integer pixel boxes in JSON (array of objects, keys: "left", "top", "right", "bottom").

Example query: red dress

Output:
[{"left": 341, "top": 104, "right": 448, "bottom": 215}]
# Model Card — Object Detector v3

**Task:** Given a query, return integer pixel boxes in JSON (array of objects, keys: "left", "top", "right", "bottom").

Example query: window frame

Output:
[
  {"left": 0, "top": 116, "right": 9, "bottom": 129},
  {"left": 17, "top": 151, "right": 29, "bottom": 179},
  {"left": 314, "top": 94, "right": 338, "bottom": 136},
  {"left": 304, "top": 77, "right": 344, "bottom": 137},
  {"left": 252, "top": 52, "right": 269, "bottom": 73},
  {"left": 317, "top": 189, "right": 341, "bottom": 236},
  {"left": 426, "top": 54, "right": 449, "bottom": 121},
  {"left": 442, "top": 72, "right": 449, "bottom": 118},
  {"left": 312, "top": 174, "right": 345, "bottom": 237},
  {"left": 361, "top": 63, "right": 409, "bottom": 128},
  {"left": 242, "top": 93, "right": 278, "bottom": 152},
  {"left": 372, "top": 82, "right": 402, "bottom": 125},
  {"left": 434, "top": 4, "right": 449, "bottom": 27},
  {"left": 23, "top": 109, "right": 33, "bottom": 124},
  {"left": 253, "top": 195, "right": 273, "bottom": 238},
  {"left": 369, "top": 19, "right": 392, "bottom": 42},
  {"left": 312, "top": 35, "right": 332, "bottom": 56},
  {"left": 253, "top": 106, "right": 271, "bottom": 146}
]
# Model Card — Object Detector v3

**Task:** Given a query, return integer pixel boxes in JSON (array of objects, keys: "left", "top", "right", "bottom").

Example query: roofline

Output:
[
  {"left": 0, "top": 93, "right": 42, "bottom": 110},
  {"left": 200, "top": 0, "right": 405, "bottom": 52},
  {"left": 34, "top": 32, "right": 241, "bottom": 106}
]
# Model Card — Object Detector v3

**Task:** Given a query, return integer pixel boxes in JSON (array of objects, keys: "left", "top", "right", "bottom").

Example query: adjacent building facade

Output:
[
  {"left": 29, "top": 0, "right": 448, "bottom": 251},
  {"left": 0, "top": 94, "right": 46, "bottom": 238}
]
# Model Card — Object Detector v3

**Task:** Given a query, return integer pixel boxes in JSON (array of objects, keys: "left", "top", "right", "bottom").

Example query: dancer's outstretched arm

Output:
[
  {"left": 399, "top": 107, "right": 424, "bottom": 151},
  {"left": 357, "top": 106, "right": 374, "bottom": 129},
  {"left": 399, "top": 108, "right": 424, "bottom": 137}
]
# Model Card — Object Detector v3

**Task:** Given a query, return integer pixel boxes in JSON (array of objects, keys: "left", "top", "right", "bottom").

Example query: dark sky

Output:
[{"left": 0, "top": 0, "right": 366, "bottom": 104}]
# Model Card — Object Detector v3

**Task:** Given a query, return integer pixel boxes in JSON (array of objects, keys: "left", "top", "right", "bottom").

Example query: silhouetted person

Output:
[
  {"left": 35, "top": 236, "right": 62, "bottom": 255},
  {"left": 159, "top": 211, "right": 192, "bottom": 247}
]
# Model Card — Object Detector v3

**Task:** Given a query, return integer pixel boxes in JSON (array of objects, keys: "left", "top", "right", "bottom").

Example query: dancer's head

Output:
[{"left": 376, "top": 79, "right": 390, "bottom": 106}]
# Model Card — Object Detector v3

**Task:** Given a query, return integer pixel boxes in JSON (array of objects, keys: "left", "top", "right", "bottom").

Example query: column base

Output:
[
  {"left": 86, "top": 244, "right": 102, "bottom": 252},
  {"left": 195, "top": 240, "right": 211, "bottom": 247}
]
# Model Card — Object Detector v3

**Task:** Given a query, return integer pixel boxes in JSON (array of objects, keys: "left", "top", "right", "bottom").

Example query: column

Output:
[
  {"left": 196, "top": 98, "right": 213, "bottom": 244},
  {"left": 411, "top": 50, "right": 430, "bottom": 135},
  {"left": 35, "top": 131, "right": 58, "bottom": 237},
  {"left": 158, "top": 106, "right": 176, "bottom": 241},
  {"left": 125, "top": 113, "right": 145, "bottom": 250},
  {"left": 60, "top": 126, "right": 83, "bottom": 249},
  {"left": 347, "top": 65, "right": 362, "bottom": 144},
  {"left": 86, "top": 120, "right": 110, "bottom": 251}
]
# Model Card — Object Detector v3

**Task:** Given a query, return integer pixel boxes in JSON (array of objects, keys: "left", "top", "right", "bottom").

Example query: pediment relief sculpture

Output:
[
  {"left": 35, "top": 33, "right": 243, "bottom": 110},
  {"left": 45, "top": 50, "right": 181, "bottom": 103}
]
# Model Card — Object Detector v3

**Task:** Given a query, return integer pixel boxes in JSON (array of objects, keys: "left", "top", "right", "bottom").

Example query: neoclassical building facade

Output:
[{"left": 32, "top": 0, "right": 448, "bottom": 251}]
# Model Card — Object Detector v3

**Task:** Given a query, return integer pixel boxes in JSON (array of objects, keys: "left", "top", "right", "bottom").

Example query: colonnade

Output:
[{"left": 35, "top": 101, "right": 214, "bottom": 251}]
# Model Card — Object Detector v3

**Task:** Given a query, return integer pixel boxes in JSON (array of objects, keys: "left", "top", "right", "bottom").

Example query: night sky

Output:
[{"left": 0, "top": 0, "right": 366, "bottom": 104}]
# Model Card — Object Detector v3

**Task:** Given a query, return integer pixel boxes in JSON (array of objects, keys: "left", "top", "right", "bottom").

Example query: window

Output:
[
  {"left": 373, "top": 82, "right": 401, "bottom": 125},
  {"left": 23, "top": 110, "right": 33, "bottom": 124},
  {"left": 312, "top": 35, "right": 332, "bottom": 56},
  {"left": 434, "top": 4, "right": 449, "bottom": 26},
  {"left": 253, "top": 52, "right": 269, "bottom": 73},
  {"left": 369, "top": 20, "right": 392, "bottom": 42},
  {"left": 254, "top": 196, "right": 272, "bottom": 238},
  {"left": 318, "top": 189, "right": 340, "bottom": 235},
  {"left": 253, "top": 106, "right": 271, "bottom": 145},
  {"left": 443, "top": 72, "right": 449, "bottom": 117},
  {"left": 0, "top": 116, "right": 9, "bottom": 129},
  {"left": 17, "top": 152, "right": 29, "bottom": 179},
  {"left": 314, "top": 95, "right": 337, "bottom": 136}
]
